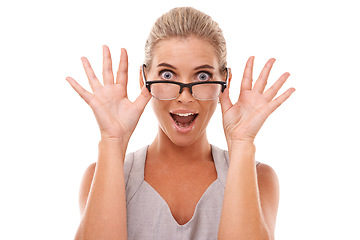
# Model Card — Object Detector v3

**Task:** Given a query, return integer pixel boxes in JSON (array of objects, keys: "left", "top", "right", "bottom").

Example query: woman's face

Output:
[{"left": 145, "top": 36, "right": 224, "bottom": 147}]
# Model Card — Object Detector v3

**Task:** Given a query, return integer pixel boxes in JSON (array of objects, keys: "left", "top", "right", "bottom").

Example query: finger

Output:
[
  {"left": 134, "top": 85, "right": 152, "bottom": 113},
  {"left": 102, "top": 45, "right": 115, "bottom": 85},
  {"left": 81, "top": 57, "right": 103, "bottom": 92},
  {"left": 268, "top": 88, "right": 295, "bottom": 114},
  {"left": 219, "top": 86, "right": 233, "bottom": 115},
  {"left": 240, "top": 56, "right": 255, "bottom": 94},
  {"left": 264, "top": 72, "right": 291, "bottom": 101},
  {"left": 253, "top": 58, "right": 276, "bottom": 93},
  {"left": 66, "top": 77, "right": 93, "bottom": 105},
  {"left": 116, "top": 48, "right": 128, "bottom": 91}
]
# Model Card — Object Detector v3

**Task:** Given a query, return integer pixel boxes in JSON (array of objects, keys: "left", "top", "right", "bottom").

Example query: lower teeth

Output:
[{"left": 175, "top": 120, "right": 193, "bottom": 128}]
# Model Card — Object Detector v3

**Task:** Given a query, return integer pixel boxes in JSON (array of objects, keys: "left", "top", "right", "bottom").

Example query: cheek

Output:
[
  {"left": 151, "top": 99, "right": 160, "bottom": 117},
  {"left": 201, "top": 101, "right": 218, "bottom": 123},
  {"left": 151, "top": 99, "right": 168, "bottom": 121}
]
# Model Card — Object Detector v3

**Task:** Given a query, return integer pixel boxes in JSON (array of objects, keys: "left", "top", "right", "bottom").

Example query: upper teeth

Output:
[{"left": 175, "top": 113, "right": 194, "bottom": 117}]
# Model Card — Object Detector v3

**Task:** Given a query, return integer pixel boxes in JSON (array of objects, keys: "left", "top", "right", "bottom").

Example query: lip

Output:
[{"left": 169, "top": 109, "right": 198, "bottom": 134}]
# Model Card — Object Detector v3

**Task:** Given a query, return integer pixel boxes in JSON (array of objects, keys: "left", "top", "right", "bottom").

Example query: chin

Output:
[
  {"left": 169, "top": 136, "right": 198, "bottom": 147},
  {"left": 160, "top": 125, "right": 206, "bottom": 148}
]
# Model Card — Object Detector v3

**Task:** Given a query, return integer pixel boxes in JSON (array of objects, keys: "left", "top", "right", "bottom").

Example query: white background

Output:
[{"left": 1, "top": 0, "right": 359, "bottom": 239}]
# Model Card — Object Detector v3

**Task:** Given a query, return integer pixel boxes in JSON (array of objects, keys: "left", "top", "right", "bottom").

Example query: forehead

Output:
[{"left": 152, "top": 36, "right": 219, "bottom": 70}]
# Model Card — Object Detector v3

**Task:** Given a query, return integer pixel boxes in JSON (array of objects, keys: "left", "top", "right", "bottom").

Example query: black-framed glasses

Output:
[{"left": 142, "top": 64, "right": 228, "bottom": 100}]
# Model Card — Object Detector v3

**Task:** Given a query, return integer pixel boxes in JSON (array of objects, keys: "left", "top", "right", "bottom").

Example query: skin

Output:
[{"left": 66, "top": 35, "right": 295, "bottom": 239}]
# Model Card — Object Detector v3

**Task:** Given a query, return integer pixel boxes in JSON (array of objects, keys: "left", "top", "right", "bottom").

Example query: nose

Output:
[{"left": 176, "top": 86, "right": 194, "bottom": 103}]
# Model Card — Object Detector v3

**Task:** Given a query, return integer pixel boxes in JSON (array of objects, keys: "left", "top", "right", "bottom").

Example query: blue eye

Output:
[
  {"left": 160, "top": 71, "right": 174, "bottom": 80},
  {"left": 197, "top": 72, "right": 212, "bottom": 81}
]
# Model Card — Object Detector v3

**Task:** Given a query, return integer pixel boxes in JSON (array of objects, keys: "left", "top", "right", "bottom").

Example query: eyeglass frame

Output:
[{"left": 142, "top": 64, "right": 229, "bottom": 100}]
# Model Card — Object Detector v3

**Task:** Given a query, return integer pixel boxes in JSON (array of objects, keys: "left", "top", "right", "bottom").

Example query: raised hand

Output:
[
  {"left": 219, "top": 57, "right": 295, "bottom": 146},
  {"left": 66, "top": 45, "right": 151, "bottom": 143}
]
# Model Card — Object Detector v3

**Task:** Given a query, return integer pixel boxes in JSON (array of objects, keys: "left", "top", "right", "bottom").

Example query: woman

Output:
[{"left": 66, "top": 7, "right": 295, "bottom": 240}]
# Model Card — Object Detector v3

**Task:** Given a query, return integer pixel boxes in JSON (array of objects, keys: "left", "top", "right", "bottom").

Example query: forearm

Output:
[
  {"left": 218, "top": 142, "right": 269, "bottom": 240},
  {"left": 75, "top": 139, "right": 128, "bottom": 240}
]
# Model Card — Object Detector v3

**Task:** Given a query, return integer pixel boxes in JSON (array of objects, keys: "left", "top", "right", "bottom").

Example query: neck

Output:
[{"left": 148, "top": 127, "right": 212, "bottom": 166}]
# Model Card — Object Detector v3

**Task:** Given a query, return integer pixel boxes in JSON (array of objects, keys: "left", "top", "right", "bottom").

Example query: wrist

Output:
[
  {"left": 100, "top": 132, "right": 129, "bottom": 144},
  {"left": 227, "top": 139, "right": 256, "bottom": 151},
  {"left": 99, "top": 138, "right": 128, "bottom": 154}
]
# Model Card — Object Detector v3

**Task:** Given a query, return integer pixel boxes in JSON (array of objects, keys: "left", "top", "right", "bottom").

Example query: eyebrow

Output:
[
  {"left": 156, "top": 63, "right": 215, "bottom": 71},
  {"left": 194, "top": 65, "right": 215, "bottom": 70},
  {"left": 156, "top": 63, "right": 177, "bottom": 69}
]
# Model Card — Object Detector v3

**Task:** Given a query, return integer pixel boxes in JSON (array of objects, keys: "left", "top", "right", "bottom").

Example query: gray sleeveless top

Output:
[{"left": 123, "top": 145, "right": 259, "bottom": 240}]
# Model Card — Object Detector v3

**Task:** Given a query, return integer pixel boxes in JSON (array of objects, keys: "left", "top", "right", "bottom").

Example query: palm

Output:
[
  {"left": 66, "top": 46, "right": 151, "bottom": 141},
  {"left": 220, "top": 57, "right": 295, "bottom": 144},
  {"left": 87, "top": 85, "right": 141, "bottom": 140}
]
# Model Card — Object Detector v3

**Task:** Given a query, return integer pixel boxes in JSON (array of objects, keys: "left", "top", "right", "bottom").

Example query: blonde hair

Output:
[{"left": 144, "top": 7, "right": 227, "bottom": 71}]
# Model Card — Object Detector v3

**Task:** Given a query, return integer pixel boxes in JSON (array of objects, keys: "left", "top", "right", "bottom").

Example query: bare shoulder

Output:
[
  {"left": 256, "top": 163, "right": 279, "bottom": 237},
  {"left": 256, "top": 163, "right": 279, "bottom": 186},
  {"left": 79, "top": 162, "right": 97, "bottom": 217}
]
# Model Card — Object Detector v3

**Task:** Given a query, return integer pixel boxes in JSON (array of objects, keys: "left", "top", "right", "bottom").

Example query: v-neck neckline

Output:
[
  {"left": 141, "top": 144, "right": 221, "bottom": 227},
  {"left": 143, "top": 178, "right": 219, "bottom": 227}
]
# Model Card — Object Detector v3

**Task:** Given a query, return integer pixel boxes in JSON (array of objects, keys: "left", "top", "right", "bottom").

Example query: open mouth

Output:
[{"left": 170, "top": 112, "right": 198, "bottom": 128}]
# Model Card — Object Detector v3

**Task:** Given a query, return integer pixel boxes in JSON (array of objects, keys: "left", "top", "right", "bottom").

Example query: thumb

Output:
[
  {"left": 134, "top": 85, "right": 152, "bottom": 113},
  {"left": 219, "top": 87, "right": 233, "bottom": 115}
]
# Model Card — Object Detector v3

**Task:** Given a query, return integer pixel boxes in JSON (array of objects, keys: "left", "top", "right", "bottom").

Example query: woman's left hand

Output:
[{"left": 219, "top": 57, "right": 295, "bottom": 147}]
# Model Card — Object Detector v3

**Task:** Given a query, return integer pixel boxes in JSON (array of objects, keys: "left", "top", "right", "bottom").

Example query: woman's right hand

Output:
[{"left": 66, "top": 45, "right": 152, "bottom": 143}]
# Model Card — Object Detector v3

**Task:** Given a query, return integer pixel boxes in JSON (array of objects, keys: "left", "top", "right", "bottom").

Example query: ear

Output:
[
  {"left": 227, "top": 67, "right": 232, "bottom": 89},
  {"left": 139, "top": 65, "right": 145, "bottom": 89}
]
